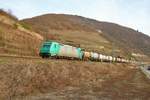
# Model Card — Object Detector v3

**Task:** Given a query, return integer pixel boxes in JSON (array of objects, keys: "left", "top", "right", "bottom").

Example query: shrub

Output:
[
  {"left": 13, "top": 23, "right": 18, "bottom": 29},
  {"left": 20, "top": 22, "right": 32, "bottom": 30}
]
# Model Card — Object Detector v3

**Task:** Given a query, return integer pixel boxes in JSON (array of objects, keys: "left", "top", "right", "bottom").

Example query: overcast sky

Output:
[{"left": 0, "top": 0, "right": 150, "bottom": 36}]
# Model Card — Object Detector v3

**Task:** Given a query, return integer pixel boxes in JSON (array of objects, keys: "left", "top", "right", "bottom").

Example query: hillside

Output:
[
  {"left": 22, "top": 14, "right": 150, "bottom": 60},
  {"left": 0, "top": 10, "right": 43, "bottom": 56},
  {"left": 0, "top": 57, "right": 150, "bottom": 100}
]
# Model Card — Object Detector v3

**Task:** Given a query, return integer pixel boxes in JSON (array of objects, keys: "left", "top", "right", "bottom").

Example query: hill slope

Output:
[
  {"left": 22, "top": 14, "right": 115, "bottom": 56},
  {"left": 0, "top": 10, "right": 43, "bottom": 56},
  {"left": 22, "top": 14, "right": 150, "bottom": 58},
  {"left": 0, "top": 57, "right": 150, "bottom": 99}
]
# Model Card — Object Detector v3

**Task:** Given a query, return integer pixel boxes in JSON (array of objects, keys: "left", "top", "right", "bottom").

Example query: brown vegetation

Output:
[
  {"left": 0, "top": 10, "right": 43, "bottom": 56},
  {"left": 0, "top": 22, "right": 42, "bottom": 56},
  {"left": 0, "top": 57, "right": 150, "bottom": 100}
]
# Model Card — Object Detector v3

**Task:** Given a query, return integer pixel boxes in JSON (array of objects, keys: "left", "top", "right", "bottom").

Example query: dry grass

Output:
[
  {"left": 0, "top": 22, "right": 42, "bottom": 56},
  {"left": 0, "top": 57, "right": 150, "bottom": 100},
  {"left": 0, "top": 10, "right": 43, "bottom": 56},
  {"left": 48, "top": 30, "right": 112, "bottom": 53},
  {"left": 0, "top": 9, "right": 18, "bottom": 21}
]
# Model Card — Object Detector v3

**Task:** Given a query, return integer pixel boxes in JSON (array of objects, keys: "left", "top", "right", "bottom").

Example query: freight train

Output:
[{"left": 39, "top": 41, "right": 130, "bottom": 63}]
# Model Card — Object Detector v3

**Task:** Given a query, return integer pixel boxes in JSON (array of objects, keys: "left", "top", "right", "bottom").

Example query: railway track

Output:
[
  {"left": 0, "top": 54, "right": 143, "bottom": 64},
  {"left": 0, "top": 54, "right": 84, "bottom": 62},
  {"left": 0, "top": 54, "right": 41, "bottom": 59},
  {"left": 0, "top": 54, "right": 87, "bottom": 63}
]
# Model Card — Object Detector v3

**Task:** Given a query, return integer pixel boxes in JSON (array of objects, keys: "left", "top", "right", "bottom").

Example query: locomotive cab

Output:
[{"left": 39, "top": 41, "right": 60, "bottom": 58}]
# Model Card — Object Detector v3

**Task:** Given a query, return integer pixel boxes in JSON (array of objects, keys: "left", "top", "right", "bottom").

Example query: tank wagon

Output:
[
  {"left": 90, "top": 52, "right": 99, "bottom": 61},
  {"left": 39, "top": 41, "right": 131, "bottom": 63},
  {"left": 83, "top": 51, "right": 91, "bottom": 60}
]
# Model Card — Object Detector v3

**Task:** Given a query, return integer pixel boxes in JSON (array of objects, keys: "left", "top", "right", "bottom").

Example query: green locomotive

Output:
[{"left": 39, "top": 41, "right": 83, "bottom": 59}]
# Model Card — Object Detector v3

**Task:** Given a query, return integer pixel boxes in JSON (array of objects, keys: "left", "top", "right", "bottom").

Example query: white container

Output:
[
  {"left": 93, "top": 53, "right": 99, "bottom": 59},
  {"left": 122, "top": 59, "right": 126, "bottom": 62},
  {"left": 58, "top": 45, "right": 79, "bottom": 58},
  {"left": 116, "top": 58, "right": 119, "bottom": 62},
  {"left": 105, "top": 56, "right": 109, "bottom": 61},
  {"left": 122, "top": 59, "right": 125, "bottom": 62},
  {"left": 91, "top": 52, "right": 99, "bottom": 60},
  {"left": 112, "top": 57, "right": 116, "bottom": 62},
  {"left": 99, "top": 54, "right": 103, "bottom": 60},
  {"left": 108, "top": 56, "right": 113, "bottom": 61},
  {"left": 102, "top": 55, "right": 107, "bottom": 61},
  {"left": 90, "top": 52, "right": 94, "bottom": 58},
  {"left": 118, "top": 58, "right": 121, "bottom": 62}
]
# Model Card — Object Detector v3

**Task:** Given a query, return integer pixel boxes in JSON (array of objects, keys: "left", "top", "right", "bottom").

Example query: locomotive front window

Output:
[{"left": 43, "top": 44, "right": 51, "bottom": 48}]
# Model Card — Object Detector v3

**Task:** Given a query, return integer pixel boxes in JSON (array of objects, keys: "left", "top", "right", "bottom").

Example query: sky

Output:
[{"left": 0, "top": 0, "right": 150, "bottom": 36}]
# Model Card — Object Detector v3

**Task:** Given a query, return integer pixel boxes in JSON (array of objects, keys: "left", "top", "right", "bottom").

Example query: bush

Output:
[
  {"left": 20, "top": 22, "right": 32, "bottom": 30},
  {"left": 13, "top": 23, "right": 18, "bottom": 29}
]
